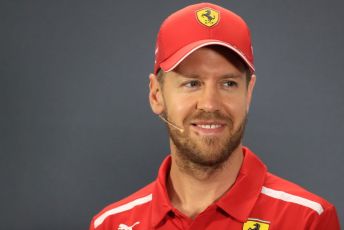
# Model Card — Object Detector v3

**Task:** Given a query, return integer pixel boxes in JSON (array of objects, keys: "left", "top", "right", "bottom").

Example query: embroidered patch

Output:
[
  {"left": 243, "top": 219, "right": 270, "bottom": 230},
  {"left": 196, "top": 8, "right": 220, "bottom": 27}
]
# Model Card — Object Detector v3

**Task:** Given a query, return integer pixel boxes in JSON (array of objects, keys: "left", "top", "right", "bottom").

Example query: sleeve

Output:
[{"left": 309, "top": 204, "right": 341, "bottom": 230}]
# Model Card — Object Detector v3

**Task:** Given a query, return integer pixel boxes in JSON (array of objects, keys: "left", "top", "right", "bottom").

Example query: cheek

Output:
[
  {"left": 223, "top": 97, "right": 248, "bottom": 120},
  {"left": 165, "top": 94, "right": 196, "bottom": 121}
]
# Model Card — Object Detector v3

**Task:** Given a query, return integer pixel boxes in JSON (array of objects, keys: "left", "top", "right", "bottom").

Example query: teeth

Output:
[{"left": 197, "top": 124, "right": 221, "bottom": 129}]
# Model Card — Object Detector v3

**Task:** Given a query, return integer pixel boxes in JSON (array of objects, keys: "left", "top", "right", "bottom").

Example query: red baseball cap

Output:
[{"left": 154, "top": 2, "right": 254, "bottom": 74}]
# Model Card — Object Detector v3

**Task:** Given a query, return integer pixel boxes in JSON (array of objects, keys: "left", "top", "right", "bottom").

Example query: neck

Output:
[{"left": 167, "top": 146, "right": 244, "bottom": 219}]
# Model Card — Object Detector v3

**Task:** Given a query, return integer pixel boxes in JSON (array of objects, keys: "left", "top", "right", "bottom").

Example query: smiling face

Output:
[{"left": 149, "top": 46, "right": 256, "bottom": 169}]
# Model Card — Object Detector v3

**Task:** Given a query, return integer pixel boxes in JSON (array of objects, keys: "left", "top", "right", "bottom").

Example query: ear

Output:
[
  {"left": 149, "top": 73, "right": 165, "bottom": 115},
  {"left": 246, "top": 74, "right": 256, "bottom": 112}
]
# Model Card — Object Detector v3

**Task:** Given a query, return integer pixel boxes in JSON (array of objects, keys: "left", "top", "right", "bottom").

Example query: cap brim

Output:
[{"left": 160, "top": 40, "right": 255, "bottom": 73}]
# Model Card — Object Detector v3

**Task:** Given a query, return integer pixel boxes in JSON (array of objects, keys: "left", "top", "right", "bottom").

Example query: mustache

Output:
[{"left": 186, "top": 111, "right": 232, "bottom": 124}]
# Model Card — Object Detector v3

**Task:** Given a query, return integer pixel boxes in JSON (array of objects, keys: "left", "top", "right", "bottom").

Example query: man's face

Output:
[{"left": 149, "top": 46, "right": 255, "bottom": 168}]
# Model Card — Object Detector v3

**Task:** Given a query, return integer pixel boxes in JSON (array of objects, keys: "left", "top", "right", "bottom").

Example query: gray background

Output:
[{"left": 1, "top": 0, "right": 343, "bottom": 229}]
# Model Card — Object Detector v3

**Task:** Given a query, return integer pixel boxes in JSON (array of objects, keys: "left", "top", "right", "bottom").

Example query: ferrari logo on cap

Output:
[
  {"left": 243, "top": 219, "right": 270, "bottom": 230},
  {"left": 196, "top": 8, "right": 219, "bottom": 27}
]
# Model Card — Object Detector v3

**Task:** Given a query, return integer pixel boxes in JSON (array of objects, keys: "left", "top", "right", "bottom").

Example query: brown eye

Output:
[
  {"left": 223, "top": 81, "right": 238, "bottom": 88},
  {"left": 185, "top": 80, "right": 201, "bottom": 88}
]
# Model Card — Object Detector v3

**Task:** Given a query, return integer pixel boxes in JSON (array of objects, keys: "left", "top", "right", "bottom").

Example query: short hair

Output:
[{"left": 156, "top": 68, "right": 165, "bottom": 85}]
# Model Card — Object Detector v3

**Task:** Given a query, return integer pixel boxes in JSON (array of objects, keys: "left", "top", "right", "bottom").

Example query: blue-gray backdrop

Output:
[{"left": 1, "top": 1, "right": 343, "bottom": 229}]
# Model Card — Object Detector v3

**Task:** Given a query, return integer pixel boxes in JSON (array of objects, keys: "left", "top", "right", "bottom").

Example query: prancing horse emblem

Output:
[
  {"left": 243, "top": 219, "right": 270, "bottom": 230},
  {"left": 248, "top": 223, "right": 261, "bottom": 230},
  {"left": 196, "top": 8, "right": 220, "bottom": 27}
]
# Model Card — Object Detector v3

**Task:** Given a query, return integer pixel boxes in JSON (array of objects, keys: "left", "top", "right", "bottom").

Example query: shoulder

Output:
[
  {"left": 263, "top": 172, "right": 332, "bottom": 214},
  {"left": 90, "top": 182, "right": 155, "bottom": 230},
  {"left": 257, "top": 172, "right": 340, "bottom": 229}
]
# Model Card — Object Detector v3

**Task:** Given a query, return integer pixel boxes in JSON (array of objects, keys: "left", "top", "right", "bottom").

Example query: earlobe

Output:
[{"left": 149, "top": 73, "right": 164, "bottom": 115}]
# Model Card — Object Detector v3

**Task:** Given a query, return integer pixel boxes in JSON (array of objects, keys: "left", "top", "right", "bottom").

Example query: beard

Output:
[{"left": 165, "top": 110, "right": 247, "bottom": 170}]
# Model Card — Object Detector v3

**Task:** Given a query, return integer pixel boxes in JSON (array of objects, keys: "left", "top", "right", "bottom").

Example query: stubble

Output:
[{"left": 165, "top": 110, "right": 247, "bottom": 176}]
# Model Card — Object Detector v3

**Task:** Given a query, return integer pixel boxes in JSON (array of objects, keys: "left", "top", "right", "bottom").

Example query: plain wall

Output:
[{"left": 1, "top": 0, "right": 343, "bottom": 229}]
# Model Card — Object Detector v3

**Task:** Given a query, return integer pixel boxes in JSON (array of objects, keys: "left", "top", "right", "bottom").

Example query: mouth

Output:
[
  {"left": 190, "top": 121, "right": 227, "bottom": 135},
  {"left": 194, "top": 124, "right": 222, "bottom": 129}
]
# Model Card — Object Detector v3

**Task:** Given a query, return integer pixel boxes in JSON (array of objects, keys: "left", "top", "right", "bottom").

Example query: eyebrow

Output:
[
  {"left": 219, "top": 73, "right": 242, "bottom": 79},
  {"left": 177, "top": 72, "right": 242, "bottom": 79}
]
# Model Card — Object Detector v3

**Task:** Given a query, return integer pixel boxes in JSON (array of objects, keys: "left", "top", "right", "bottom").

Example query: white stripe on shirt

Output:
[
  {"left": 261, "top": 186, "right": 324, "bottom": 215},
  {"left": 94, "top": 194, "right": 153, "bottom": 228}
]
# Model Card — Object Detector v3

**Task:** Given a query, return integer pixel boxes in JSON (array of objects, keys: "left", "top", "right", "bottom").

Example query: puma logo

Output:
[{"left": 118, "top": 221, "right": 140, "bottom": 230}]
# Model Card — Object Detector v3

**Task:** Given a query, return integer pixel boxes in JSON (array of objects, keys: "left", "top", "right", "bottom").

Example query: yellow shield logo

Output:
[
  {"left": 243, "top": 220, "right": 270, "bottom": 230},
  {"left": 196, "top": 8, "right": 219, "bottom": 27}
]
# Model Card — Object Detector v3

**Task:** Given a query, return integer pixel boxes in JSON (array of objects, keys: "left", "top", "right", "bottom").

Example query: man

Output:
[{"left": 90, "top": 3, "right": 340, "bottom": 230}]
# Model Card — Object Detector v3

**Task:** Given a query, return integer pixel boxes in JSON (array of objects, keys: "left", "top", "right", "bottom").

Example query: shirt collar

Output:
[
  {"left": 150, "top": 147, "right": 267, "bottom": 227},
  {"left": 215, "top": 147, "right": 267, "bottom": 222},
  {"left": 151, "top": 156, "right": 174, "bottom": 228}
]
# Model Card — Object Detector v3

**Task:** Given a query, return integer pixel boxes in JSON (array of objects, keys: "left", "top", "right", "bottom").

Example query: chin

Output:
[{"left": 183, "top": 142, "right": 238, "bottom": 167}]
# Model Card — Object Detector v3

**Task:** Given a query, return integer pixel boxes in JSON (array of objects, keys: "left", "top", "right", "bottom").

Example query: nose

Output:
[{"left": 196, "top": 84, "right": 222, "bottom": 112}]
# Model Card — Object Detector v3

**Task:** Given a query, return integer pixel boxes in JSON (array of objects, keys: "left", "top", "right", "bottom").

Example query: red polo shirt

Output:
[{"left": 90, "top": 147, "right": 340, "bottom": 230}]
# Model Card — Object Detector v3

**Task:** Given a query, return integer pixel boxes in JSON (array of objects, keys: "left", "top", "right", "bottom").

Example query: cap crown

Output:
[{"left": 154, "top": 3, "right": 254, "bottom": 74}]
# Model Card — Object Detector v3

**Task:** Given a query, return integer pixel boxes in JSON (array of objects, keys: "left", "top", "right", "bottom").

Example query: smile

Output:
[
  {"left": 190, "top": 121, "right": 226, "bottom": 135},
  {"left": 196, "top": 124, "right": 222, "bottom": 129}
]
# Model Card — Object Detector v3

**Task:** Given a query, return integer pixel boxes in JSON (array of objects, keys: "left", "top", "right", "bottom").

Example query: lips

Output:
[
  {"left": 196, "top": 124, "right": 222, "bottom": 129},
  {"left": 190, "top": 120, "right": 227, "bottom": 135}
]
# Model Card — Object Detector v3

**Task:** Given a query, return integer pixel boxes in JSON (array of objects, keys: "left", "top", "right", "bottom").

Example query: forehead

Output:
[{"left": 172, "top": 45, "right": 248, "bottom": 78}]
